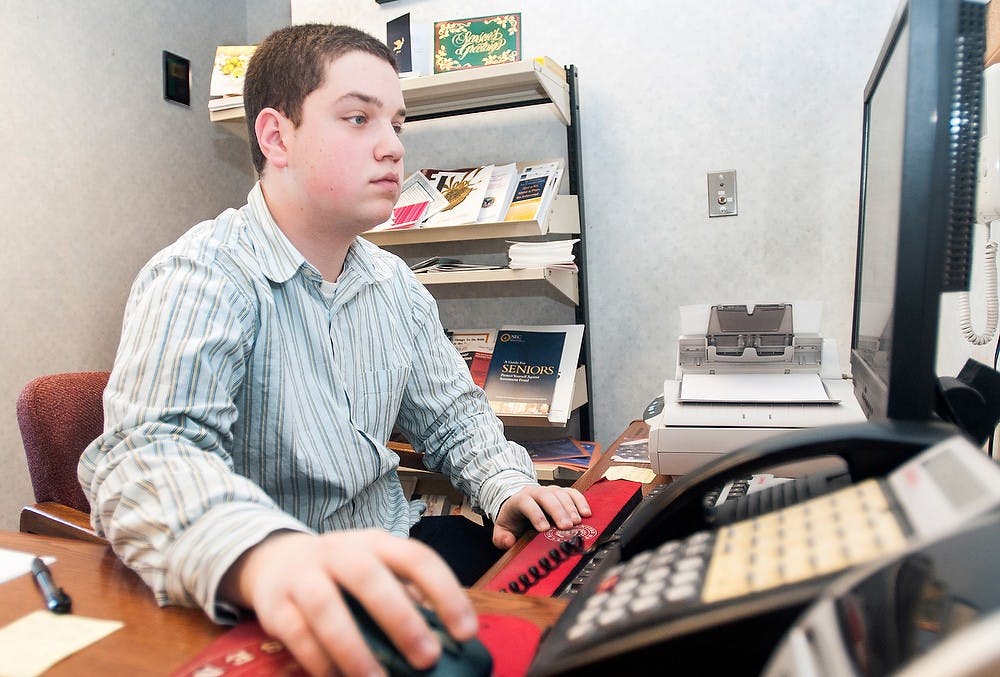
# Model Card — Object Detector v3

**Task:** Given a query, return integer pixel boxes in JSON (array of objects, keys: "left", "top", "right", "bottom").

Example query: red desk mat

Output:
[
  {"left": 478, "top": 613, "right": 543, "bottom": 676},
  {"left": 479, "top": 478, "right": 642, "bottom": 596},
  {"left": 172, "top": 614, "right": 540, "bottom": 676}
]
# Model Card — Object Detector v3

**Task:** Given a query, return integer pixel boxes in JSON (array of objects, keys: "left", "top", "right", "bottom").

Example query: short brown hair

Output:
[{"left": 244, "top": 24, "right": 398, "bottom": 175}]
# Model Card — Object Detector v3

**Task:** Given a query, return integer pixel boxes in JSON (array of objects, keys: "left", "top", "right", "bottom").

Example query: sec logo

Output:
[{"left": 543, "top": 524, "right": 598, "bottom": 543}]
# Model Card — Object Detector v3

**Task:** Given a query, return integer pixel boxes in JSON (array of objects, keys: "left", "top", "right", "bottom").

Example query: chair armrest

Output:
[{"left": 19, "top": 502, "right": 108, "bottom": 544}]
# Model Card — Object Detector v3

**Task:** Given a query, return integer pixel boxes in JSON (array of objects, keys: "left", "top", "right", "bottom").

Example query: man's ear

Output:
[{"left": 255, "top": 107, "right": 290, "bottom": 170}]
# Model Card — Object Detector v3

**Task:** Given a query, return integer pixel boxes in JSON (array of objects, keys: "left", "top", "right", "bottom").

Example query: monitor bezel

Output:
[{"left": 850, "top": 0, "right": 968, "bottom": 421}]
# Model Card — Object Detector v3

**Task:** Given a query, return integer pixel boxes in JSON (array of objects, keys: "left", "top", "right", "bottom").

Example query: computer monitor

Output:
[{"left": 851, "top": 0, "right": 987, "bottom": 421}]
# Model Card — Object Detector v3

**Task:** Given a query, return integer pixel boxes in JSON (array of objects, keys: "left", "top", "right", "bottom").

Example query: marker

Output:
[{"left": 31, "top": 557, "right": 72, "bottom": 614}]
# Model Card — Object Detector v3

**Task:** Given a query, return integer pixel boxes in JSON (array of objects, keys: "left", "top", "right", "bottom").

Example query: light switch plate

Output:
[{"left": 708, "top": 170, "right": 737, "bottom": 217}]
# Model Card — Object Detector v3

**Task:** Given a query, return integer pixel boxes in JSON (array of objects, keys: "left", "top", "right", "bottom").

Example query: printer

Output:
[{"left": 646, "top": 302, "right": 866, "bottom": 475}]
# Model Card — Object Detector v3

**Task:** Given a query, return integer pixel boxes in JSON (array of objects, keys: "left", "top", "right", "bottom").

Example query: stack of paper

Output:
[{"left": 507, "top": 239, "right": 579, "bottom": 270}]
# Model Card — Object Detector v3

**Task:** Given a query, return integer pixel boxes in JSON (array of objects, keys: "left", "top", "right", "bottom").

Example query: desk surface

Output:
[
  {"left": 0, "top": 532, "right": 568, "bottom": 675},
  {"left": 0, "top": 421, "right": 652, "bottom": 674}
]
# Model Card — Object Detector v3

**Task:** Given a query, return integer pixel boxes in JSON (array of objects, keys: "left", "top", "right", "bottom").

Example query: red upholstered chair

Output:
[{"left": 16, "top": 371, "right": 110, "bottom": 543}]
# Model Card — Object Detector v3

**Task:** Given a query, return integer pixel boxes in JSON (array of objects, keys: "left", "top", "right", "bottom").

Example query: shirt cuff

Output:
[
  {"left": 477, "top": 468, "right": 538, "bottom": 523},
  {"left": 165, "top": 502, "right": 315, "bottom": 624}
]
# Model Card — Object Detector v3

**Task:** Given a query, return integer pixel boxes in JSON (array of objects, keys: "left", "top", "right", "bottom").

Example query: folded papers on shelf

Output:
[
  {"left": 507, "top": 239, "right": 579, "bottom": 270},
  {"left": 409, "top": 257, "right": 505, "bottom": 273}
]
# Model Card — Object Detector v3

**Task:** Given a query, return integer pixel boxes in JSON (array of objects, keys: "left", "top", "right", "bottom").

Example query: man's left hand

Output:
[{"left": 492, "top": 485, "right": 592, "bottom": 549}]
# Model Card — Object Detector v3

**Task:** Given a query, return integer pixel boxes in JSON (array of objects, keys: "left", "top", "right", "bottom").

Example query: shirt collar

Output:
[
  {"left": 245, "top": 182, "right": 394, "bottom": 286},
  {"left": 246, "top": 183, "right": 307, "bottom": 284}
]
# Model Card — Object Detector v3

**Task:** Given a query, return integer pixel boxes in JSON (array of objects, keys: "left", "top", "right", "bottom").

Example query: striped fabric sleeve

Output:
[
  {"left": 79, "top": 252, "right": 312, "bottom": 621},
  {"left": 394, "top": 276, "right": 538, "bottom": 521}
]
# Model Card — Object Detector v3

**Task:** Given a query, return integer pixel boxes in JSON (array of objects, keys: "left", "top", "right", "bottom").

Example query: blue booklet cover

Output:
[{"left": 484, "top": 329, "right": 566, "bottom": 418}]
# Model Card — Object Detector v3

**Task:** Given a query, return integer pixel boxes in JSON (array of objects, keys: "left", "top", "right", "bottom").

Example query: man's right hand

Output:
[{"left": 219, "top": 530, "right": 479, "bottom": 676}]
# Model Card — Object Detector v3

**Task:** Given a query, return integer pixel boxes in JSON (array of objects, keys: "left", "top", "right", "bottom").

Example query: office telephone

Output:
[{"left": 527, "top": 420, "right": 1000, "bottom": 676}]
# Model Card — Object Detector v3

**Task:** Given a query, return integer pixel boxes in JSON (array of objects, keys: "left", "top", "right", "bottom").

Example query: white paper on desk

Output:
[
  {"left": 678, "top": 373, "right": 837, "bottom": 404},
  {"left": 0, "top": 548, "right": 54, "bottom": 584},
  {"left": 0, "top": 610, "right": 124, "bottom": 677}
]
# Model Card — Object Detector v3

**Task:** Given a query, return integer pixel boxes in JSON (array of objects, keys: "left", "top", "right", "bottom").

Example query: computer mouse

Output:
[{"left": 346, "top": 595, "right": 493, "bottom": 677}]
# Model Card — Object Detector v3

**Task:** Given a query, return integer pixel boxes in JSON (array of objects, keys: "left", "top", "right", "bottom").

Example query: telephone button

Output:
[
  {"left": 665, "top": 584, "right": 697, "bottom": 602},
  {"left": 597, "top": 607, "right": 627, "bottom": 627},
  {"left": 671, "top": 569, "right": 701, "bottom": 587},
  {"left": 641, "top": 567, "right": 671, "bottom": 584},
  {"left": 674, "top": 556, "right": 705, "bottom": 572},
  {"left": 629, "top": 595, "right": 660, "bottom": 614},
  {"left": 566, "top": 621, "right": 595, "bottom": 642},
  {"left": 637, "top": 581, "right": 664, "bottom": 598}
]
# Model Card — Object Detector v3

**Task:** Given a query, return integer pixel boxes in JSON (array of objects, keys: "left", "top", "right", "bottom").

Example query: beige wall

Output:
[{"left": 0, "top": 1, "right": 289, "bottom": 531}]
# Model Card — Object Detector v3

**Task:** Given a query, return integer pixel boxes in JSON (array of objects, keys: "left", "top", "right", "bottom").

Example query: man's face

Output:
[{"left": 283, "top": 51, "right": 405, "bottom": 232}]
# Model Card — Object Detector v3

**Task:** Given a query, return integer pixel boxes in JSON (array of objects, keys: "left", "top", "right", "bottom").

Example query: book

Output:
[
  {"left": 447, "top": 328, "right": 497, "bottom": 388},
  {"left": 503, "top": 159, "right": 564, "bottom": 223},
  {"left": 387, "top": 13, "right": 432, "bottom": 78},
  {"left": 477, "top": 162, "right": 519, "bottom": 223},
  {"left": 499, "top": 324, "right": 585, "bottom": 425},
  {"left": 520, "top": 437, "right": 595, "bottom": 472},
  {"left": 387, "top": 13, "right": 413, "bottom": 74},
  {"left": 210, "top": 45, "right": 256, "bottom": 98},
  {"left": 484, "top": 329, "right": 566, "bottom": 420},
  {"left": 370, "top": 171, "right": 448, "bottom": 231},
  {"left": 421, "top": 165, "right": 495, "bottom": 227},
  {"left": 171, "top": 620, "right": 305, "bottom": 675}
]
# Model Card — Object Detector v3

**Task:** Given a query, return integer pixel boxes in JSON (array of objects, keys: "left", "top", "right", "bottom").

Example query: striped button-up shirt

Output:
[{"left": 79, "top": 183, "right": 537, "bottom": 621}]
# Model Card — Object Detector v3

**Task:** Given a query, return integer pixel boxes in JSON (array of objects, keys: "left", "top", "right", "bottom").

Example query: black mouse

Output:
[{"left": 345, "top": 595, "right": 493, "bottom": 676}]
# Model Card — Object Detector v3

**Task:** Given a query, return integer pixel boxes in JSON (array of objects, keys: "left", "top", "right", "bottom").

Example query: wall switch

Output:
[{"left": 708, "top": 170, "right": 737, "bottom": 217}]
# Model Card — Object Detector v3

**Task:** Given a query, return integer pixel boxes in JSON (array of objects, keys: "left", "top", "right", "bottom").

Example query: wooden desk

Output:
[
  {"left": 0, "top": 531, "right": 224, "bottom": 675},
  {"left": 0, "top": 531, "right": 564, "bottom": 675},
  {"left": 0, "top": 422, "right": 654, "bottom": 674}
]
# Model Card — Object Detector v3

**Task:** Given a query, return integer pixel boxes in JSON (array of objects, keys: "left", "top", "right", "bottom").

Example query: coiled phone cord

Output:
[{"left": 958, "top": 237, "right": 999, "bottom": 345}]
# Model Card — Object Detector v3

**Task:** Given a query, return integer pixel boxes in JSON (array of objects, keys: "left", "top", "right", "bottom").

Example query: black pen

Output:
[{"left": 31, "top": 557, "right": 72, "bottom": 614}]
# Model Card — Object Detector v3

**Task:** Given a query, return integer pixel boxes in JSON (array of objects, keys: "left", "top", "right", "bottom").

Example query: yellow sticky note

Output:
[
  {"left": 603, "top": 466, "right": 657, "bottom": 483},
  {"left": 0, "top": 610, "right": 123, "bottom": 677}
]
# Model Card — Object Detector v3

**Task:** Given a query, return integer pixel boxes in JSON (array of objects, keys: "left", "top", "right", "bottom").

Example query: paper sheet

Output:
[
  {"left": 0, "top": 611, "right": 123, "bottom": 677},
  {"left": 603, "top": 466, "right": 657, "bottom": 483},
  {"left": 679, "top": 373, "right": 836, "bottom": 404},
  {"left": 0, "top": 549, "right": 53, "bottom": 585}
]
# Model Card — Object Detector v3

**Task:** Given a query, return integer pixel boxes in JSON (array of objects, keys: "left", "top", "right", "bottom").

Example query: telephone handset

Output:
[{"left": 527, "top": 419, "right": 999, "bottom": 677}]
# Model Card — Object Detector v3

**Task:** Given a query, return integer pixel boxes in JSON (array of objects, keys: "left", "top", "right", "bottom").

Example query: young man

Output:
[{"left": 79, "top": 23, "right": 591, "bottom": 677}]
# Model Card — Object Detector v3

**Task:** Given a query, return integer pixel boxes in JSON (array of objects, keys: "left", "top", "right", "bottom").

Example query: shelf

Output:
[
  {"left": 362, "top": 195, "right": 579, "bottom": 246},
  {"left": 401, "top": 56, "right": 569, "bottom": 124},
  {"left": 415, "top": 266, "right": 579, "bottom": 305},
  {"left": 498, "top": 366, "right": 588, "bottom": 428},
  {"left": 208, "top": 56, "right": 570, "bottom": 126}
]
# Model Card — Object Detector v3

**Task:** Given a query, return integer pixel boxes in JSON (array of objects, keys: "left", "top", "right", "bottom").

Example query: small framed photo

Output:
[{"left": 163, "top": 51, "right": 191, "bottom": 106}]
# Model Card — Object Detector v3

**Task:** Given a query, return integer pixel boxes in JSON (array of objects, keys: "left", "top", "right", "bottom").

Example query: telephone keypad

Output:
[
  {"left": 562, "top": 479, "right": 907, "bottom": 647},
  {"left": 703, "top": 478, "right": 905, "bottom": 603},
  {"left": 563, "top": 530, "right": 715, "bottom": 643}
]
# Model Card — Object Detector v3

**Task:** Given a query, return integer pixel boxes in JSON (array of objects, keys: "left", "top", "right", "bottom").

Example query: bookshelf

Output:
[{"left": 211, "top": 56, "right": 593, "bottom": 437}]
